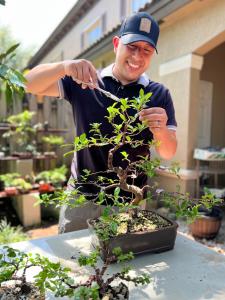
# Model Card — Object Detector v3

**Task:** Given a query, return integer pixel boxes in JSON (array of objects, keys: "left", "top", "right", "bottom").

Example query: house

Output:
[{"left": 26, "top": 0, "right": 225, "bottom": 196}]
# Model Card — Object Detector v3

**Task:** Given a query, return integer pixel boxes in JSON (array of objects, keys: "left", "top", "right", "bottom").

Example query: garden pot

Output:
[
  {"left": 189, "top": 206, "right": 223, "bottom": 239},
  {"left": 39, "top": 183, "right": 52, "bottom": 193},
  {"left": 12, "top": 152, "right": 33, "bottom": 159},
  {"left": 5, "top": 186, "right": 18, "bottom": 196},
  {"left": 87, "top": 209, "right": 178, "bottom": 261}
]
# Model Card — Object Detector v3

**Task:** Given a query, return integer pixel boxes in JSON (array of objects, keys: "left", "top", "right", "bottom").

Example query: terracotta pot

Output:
[
  {"left": 5, "top": 187, "right": 18, "bottom": 196},
  {"left": 87, "top": 209, "right": 178, "bottom": 261},
  {"left": 189, "top": 207, "right": 223, "bottom": 239},
  {"left": 39, "top": 183, "right": 52, "bottom": 193}
]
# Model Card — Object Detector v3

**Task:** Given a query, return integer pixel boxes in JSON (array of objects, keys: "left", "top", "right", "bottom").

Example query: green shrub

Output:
[{"left": 0, "top": 219, "right": 28, "bottom": 244}]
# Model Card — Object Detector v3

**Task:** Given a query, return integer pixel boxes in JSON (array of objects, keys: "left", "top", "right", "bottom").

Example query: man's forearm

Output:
[
  {"left": 25, "top": 62, "right": 65, "bottom": 94},
  {"left": 153, "top": 129, "right": 177, "bottom": 160}
]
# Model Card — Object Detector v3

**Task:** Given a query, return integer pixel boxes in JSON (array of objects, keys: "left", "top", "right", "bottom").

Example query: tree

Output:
[{"left": 0, "top": 2, "right": 35, "bottom": 107}]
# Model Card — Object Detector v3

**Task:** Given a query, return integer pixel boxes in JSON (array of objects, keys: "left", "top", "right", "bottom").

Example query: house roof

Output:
[{"left": 28, "top": 0, "right": 192, "bottom": 68}]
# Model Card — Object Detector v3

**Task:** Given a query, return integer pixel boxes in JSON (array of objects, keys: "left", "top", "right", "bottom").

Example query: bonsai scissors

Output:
[{"left": 77, "top": 79, "right": 121, "bottom": 103}]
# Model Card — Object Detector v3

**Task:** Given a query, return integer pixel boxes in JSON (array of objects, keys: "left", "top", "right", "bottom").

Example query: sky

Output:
[{"left": 0, "top": 0, "right": 77, "bottom": 50}]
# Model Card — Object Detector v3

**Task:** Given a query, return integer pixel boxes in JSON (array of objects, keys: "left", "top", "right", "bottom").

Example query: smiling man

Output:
[{"left": 26, "top": 12, "right": 177, "bottom": 233}]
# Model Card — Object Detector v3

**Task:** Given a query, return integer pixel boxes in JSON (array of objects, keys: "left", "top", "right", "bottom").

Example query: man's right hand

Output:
[
  {"left": 25, "top": 59, "right": 98, "bottom": 97},
  {"left": 63, "top": 59, "right": 98, "bottom": 89}
]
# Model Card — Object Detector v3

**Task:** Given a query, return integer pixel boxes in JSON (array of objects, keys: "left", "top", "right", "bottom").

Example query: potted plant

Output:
[
  {"left": 2, "top": 110, "right": 37, "bottom": 158},
  {"left": 39, "top": 90, "right": 221, "bottom": 260},
  {"left": 35, "top": 165, "right": 68, "bottom": 191},
  {"left": 42, "top": 134, "right": 65, "bottom": 157},
  {"left": 188, "top": 189, "right": 223, "bottom": 239},
  {"left": 0, "top": 245, "right": 150, "bottom": 299},
  {"left": 0, "top": 173, "right": 20, "bottom": 196},
  {"left": 0, "top": 173, "right": 32, "bottom": 195}
]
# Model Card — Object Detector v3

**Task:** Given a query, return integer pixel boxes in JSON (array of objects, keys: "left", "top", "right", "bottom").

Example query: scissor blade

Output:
[{"left": 78, "top": 80, "right": 120, "bottom": 102}]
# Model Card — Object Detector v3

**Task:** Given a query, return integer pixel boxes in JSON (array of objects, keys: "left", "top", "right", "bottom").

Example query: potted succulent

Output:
[
  {"left": 39, "top": 90, "right": 221, "bottom": 260},
  {"left": 0, "top": 245, "right": 150, "bottom": 300}
]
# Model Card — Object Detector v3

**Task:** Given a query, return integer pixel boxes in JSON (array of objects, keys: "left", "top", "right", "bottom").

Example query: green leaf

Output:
[
  {"left": 0, "top": 0, "right": 6, "bottom": 6},
  {"left": 5, "top": 43, "right": 20, "bottom": 57},
  {"left": 121, "top": 151, "right": 128, "bottom": 159},
  {"left": 0, "top": 64, "right": 8, "bottom": 77}
]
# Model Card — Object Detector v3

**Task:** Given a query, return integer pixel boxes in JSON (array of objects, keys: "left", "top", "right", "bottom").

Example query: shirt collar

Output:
[{"left": 100, "top": 64, "right": 149, "bottom": 87}]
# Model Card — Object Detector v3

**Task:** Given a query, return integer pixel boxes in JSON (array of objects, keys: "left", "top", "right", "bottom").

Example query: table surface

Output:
[{"left": 3, "top": 230, "right": 225, "bottom": 300}]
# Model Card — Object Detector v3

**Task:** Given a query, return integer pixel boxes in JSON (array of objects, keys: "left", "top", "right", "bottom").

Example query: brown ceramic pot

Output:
[{"left": 189, "top": 207, "right": 223, "bottom": 239}]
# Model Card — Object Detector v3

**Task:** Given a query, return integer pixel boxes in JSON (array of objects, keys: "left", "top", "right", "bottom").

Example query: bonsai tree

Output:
[
  {"left": 2, "top": 110, "right": 38, "bottom": 156},
  {"left": 42, "top": 134, "right": 65, "bottom": 154},
  {"left": 0, "top": 245, "right": 150, "bottom": 299},
  {"left": 40, "top": 90, "right": 221, "bottom": 237}
]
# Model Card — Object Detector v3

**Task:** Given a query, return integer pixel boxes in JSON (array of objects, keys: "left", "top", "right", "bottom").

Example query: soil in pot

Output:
[
  {"left": 0, "top": 282, "right": 44, "bottom": 300},
  {"left": 88, "top": 209, "right": 178, "bottom": 260},
  {"left": 101, "top": 282, "right": 129, "bottom": 300}
]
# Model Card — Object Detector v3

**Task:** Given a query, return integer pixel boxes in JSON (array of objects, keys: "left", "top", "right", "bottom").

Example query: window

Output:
[
  {"left": 82, "top": 15, "right": 106, "bottom": 49},
  {"left": 131, "top": 0, "right": 151, "bottom": 13}
]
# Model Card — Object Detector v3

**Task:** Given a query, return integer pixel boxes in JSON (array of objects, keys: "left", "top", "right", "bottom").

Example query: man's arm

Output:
[
  {"left": 139, "top": 107, "right": 177, "bottom": 160},
  {"left": 153, "top": 129, "right": 177, "bottom": 160},
  {"left": 25, "top": 60, "right": 98, "bottom": 97}
]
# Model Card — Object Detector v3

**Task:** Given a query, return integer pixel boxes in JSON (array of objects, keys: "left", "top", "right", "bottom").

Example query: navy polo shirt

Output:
[{"left": 59, "top": 64, "right": 177, "bottom": 189}]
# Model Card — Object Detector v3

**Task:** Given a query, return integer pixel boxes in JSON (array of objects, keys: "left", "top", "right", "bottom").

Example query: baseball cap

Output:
[{"left": 119, "top": 12, "right": 160, "bottom": 53}]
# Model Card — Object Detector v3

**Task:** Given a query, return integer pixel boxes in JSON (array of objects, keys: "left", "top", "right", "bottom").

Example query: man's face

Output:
[{"left": 113, "top": 36, "right": 155, "bottom": 84}]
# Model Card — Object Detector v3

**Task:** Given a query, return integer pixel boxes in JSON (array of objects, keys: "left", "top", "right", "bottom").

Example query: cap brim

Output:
[{"left": 121, "top": 34, "right": 158, "bottom": 53}]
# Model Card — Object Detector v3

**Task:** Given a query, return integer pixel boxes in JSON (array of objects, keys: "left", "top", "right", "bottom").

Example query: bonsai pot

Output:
[
  {"left": 87, "top": 209, "right": 178, "bottom": 261},
  {"left": 12, "top": 152, "right": 33, "bottom": 159},
  {"left": 189, "top": 206, "right": 223, "bottom": 239},
  {"left": 5, "top": 186, "right": 18, "bottom": 196}
]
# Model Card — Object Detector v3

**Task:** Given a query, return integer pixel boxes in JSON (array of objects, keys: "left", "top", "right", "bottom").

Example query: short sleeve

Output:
[
  {"left": 164, "top": 89, "right": 177, "bottom": 130},
  {"left": 58, "top": 76, "right": 80, "bottom": 104}
]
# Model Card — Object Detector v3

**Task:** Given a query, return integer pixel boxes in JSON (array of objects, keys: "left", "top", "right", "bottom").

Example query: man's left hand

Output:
[{"left": 139, "top": 107, "right": 168, "bottom": 134}]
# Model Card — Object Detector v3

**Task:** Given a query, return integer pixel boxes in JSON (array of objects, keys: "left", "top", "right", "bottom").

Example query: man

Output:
[{"left": 26, "top": 12, "right": 177, "bottom": 233}]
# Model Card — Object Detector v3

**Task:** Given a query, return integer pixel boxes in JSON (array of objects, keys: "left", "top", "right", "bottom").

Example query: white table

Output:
[{"left": 5, "top": 230, "right": 225, "bottom": 300}]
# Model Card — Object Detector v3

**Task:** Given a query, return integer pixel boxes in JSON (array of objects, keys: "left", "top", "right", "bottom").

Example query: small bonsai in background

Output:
[
  {"left": 42, "top": 134, "right": 65, "bottom": 155},
  {"left": 0, "top": 245, "right": 150, "bottom": 300},
  {"left": 2, "top": 110, "right": 37, "bottom": 157}
]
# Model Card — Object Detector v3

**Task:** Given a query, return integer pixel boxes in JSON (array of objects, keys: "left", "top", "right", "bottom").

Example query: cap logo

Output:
[{"left": 139, "top": 18, "right": 151, "bottom": 33}]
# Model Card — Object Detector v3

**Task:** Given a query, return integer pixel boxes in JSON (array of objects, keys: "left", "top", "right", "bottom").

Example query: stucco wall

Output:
[
  {"left": 145, "top": 0, "right": 225, "bottom": 166},
  {"left": 201, "top": 42, "right": 225, "bottom": 148},
  {"left": 41, "top": 0, "right": 122, "bottom": 64}
]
